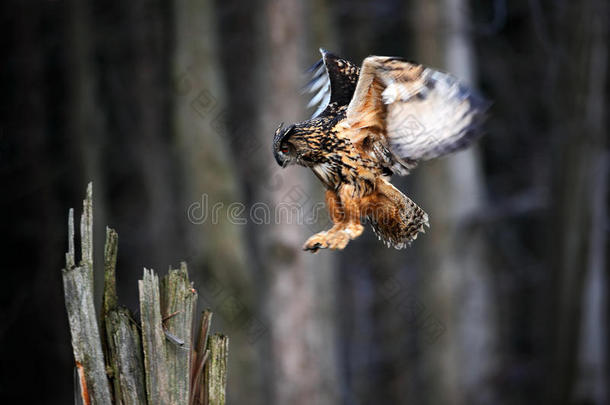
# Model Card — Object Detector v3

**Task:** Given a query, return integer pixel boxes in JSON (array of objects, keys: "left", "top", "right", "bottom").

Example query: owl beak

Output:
[{"left": 276, "top": 151, "right": 292, "bottom": 168}]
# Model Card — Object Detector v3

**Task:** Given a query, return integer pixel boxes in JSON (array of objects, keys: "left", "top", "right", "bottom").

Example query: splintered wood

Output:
[{"left": 62, "top": 183, "right": 229, "bottom": 405}]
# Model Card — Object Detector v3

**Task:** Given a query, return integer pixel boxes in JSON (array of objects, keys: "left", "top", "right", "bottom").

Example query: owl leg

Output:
[
  {"left": 303, "top": 186, "right": 364, "bottom": 252},
  {"left": 303, "top": 189, "right": 344, "bottom": 252},
  {"left": 333, "top": 184, "right": 365, "bottom": 243}
]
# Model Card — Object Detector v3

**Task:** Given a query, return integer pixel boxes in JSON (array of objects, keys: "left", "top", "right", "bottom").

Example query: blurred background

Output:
[{"left": 1, "top": 0, "right": 608, "bottom": 404}]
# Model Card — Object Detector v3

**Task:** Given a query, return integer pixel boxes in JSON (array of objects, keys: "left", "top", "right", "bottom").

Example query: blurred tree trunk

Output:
[
  {"left": 255, "top": 1, "right": 339, "bottom": 404},
  {"left": 171, "top": 1, "right": 262, "bottom": 404},
  {"left": 547, "top": 1, "right": 608, "bottom": 403},
  {"left": 91, "top": 0, "right": 186, "bottom": 304},
  {"left": 411, "top": 0, "right": 500, "bottom": 404}
]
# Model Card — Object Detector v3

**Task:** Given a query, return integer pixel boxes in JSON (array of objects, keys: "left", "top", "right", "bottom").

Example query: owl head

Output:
[
  {"left": 273, "top": 121, "right": 325, "bottom": 168},
  {"left": 272, "top": 122, "right": 296, "bottom": 167}
]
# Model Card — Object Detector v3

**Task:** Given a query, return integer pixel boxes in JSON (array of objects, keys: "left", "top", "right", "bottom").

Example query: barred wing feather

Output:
[{"left": 346, "top": 56, "right": 489, "bottom": 166}]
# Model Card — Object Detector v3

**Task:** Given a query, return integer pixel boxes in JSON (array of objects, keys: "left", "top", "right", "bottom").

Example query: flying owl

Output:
[{"left": 273, "top": 49, "right": 488, "bottom": 252}]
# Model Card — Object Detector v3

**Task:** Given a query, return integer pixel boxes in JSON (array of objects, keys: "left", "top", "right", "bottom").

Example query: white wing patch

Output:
[
  {"left": 384, "top": 68, "right": 487, "bottom": 161},
  {"left": 347, "top": 56, "right": 489, "bottom": 165}
]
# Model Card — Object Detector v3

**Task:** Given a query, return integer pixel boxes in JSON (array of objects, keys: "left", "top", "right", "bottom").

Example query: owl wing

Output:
[
  {"left": 346, "top": 56, "right": 489, "bottom": 174},
  {"left": 304, "top": 48, "right": 360, "bottom": 118}
]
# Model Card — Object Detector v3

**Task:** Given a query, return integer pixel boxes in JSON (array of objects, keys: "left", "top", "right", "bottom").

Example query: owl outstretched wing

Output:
[
  {"left": 346, "top": 56, "right": 489, "bottom": 173},
  {"left": 304, "top": 48, "right": 360, "bottom": 118}
]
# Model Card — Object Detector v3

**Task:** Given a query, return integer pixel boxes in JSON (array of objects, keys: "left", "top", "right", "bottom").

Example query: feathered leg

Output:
[{"left": 303, "top": 187, "right": 364, "bottom": 252}]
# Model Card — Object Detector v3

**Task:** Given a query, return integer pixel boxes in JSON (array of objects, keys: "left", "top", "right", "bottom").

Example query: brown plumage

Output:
[{"left": 273, "top": 49, "right": 489, "bottom": 252}]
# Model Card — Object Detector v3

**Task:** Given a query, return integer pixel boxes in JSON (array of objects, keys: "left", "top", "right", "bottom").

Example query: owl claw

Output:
[
  {"left": 303, "top": 224, "right": 362, "bottom": 253},
  {"left": 303, "top": 232, "right": 329, "bottom": 252},
  {"left": 303, "top": 242, "right": 323, "bottom": 253}
]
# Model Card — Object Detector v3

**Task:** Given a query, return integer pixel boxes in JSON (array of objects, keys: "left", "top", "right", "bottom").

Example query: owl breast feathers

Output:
[{"left": 272, "top": 48, "right": 489, "bottom": 252}]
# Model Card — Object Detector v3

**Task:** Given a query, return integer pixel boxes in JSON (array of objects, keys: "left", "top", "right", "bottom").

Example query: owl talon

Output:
[
  {"left": 303, "top": 242, "right": 322, "bottom": 252},
  {"left": 303, "top": 232, "right": 329, "bottom": 252},
  {"left": 303, "top": 227, "right": 359, "bottom": 252}
]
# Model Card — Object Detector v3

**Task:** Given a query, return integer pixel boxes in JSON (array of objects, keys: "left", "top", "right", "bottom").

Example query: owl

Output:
[{"left": 273, "top": 49, "right": 489, "bottom": 252}]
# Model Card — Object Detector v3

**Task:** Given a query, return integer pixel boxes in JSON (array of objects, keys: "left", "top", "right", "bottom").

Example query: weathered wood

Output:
[
  {"left": 62, "top": 184, "right": 229, "bottom": 404},
  {"left": 191, "top": 310, "right": 213, "bottom": 405},
  {"left": 80, "top": 182, "right": 93, "bottom": 267},
  {"left": 101, "top": 227, "right": 119, "bottom": 398},
  {"left": 62, "top": 183, "right": 113, "bottom": 405},
  {"left": 66, "top": 207, "right": 75, "bottom": 269},
  {"left": 160, "top": 263, "right": 198, "bottom": 405},
  {"left": 74, "top": 367, "right": 84, "bottom": 405},
  {"left": 139, "top": 268, "right": 170, "bottom": 405},
  {"left": 204, "top": 334, "right": 229, "bottom": 405},
  {"left": 102, "top": 227, "right": 119, "bottom": 316},
  {"left": 102, "top": 227, "right": 146, "bottom": 404},
  {"left": 106, "top": 308, "right": 147, "bottom": 404}
]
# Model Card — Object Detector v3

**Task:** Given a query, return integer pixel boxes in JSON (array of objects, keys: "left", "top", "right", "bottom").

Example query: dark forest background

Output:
[{"left": 1, "top": 0, "right": 608, "bottom": 404}]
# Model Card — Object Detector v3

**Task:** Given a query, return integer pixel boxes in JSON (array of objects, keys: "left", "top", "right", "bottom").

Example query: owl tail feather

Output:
[{"left": 365, "top": 179, "right": 429, "bottom": 249}]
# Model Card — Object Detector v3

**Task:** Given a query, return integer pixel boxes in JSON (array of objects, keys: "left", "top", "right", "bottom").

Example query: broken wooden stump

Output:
[{"left": 62, "top": 183, "right": 229, "bottom": 405}]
